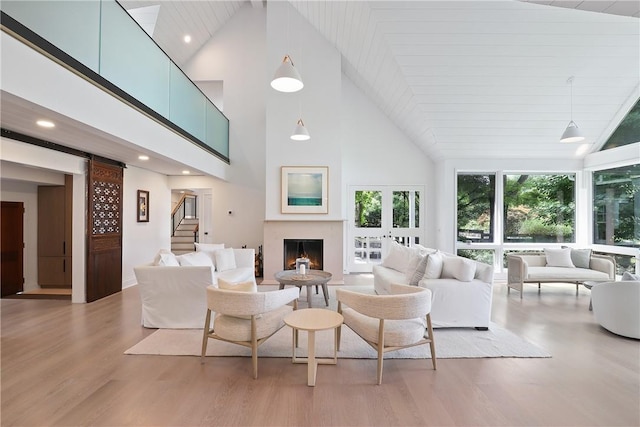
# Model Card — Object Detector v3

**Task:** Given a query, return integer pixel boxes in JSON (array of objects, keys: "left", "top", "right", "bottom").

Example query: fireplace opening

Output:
[{"left": 283, "top": 239, "right": 323, "bottom": 271}]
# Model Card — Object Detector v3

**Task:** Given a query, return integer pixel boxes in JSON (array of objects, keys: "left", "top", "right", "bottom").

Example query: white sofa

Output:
[
  {"left": 134, "top": 248, "right": 256, "bottom": 328},
  {"left": 507, "top": 250, "right": 615, "bottom": 298},
  {"left": 373, "top": 244, "right": 494, "bottom": 329}
]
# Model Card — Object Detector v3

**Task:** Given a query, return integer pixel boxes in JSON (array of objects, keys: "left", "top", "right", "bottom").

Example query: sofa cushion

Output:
[
  {"left": 622, "top": 271, "right": 640, "bottom": 281},
  {"left": 407, "top": 255, "right": 429, "bottom": 286},
  {"left": 544, "top": 247, "right": 574, "bottom": 268},
  {"left": 570, "top": 248, "right": 591, "bottom": 269},
  {"left": 382, "top": 241, "right": 415, "bottom": 273},
  {"left": 424, "top": 251, "right": 444, "bottom": 279},
  {"left": 527, "top": 266, "right": 610, "bottom": 282},
  {"left": 153, "top": 249, "right": 179, "bottom": 266},
  {"left": 215, "top": 248, "right": 237, "bottom": 272},
  {"left": 441, "top": 256, "right": 476, "bottom": 282},
  {"left": 176, "top": 251, "right": 214, "bottom": 267}
]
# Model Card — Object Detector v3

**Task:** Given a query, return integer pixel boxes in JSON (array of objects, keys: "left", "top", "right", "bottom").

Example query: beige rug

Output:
[{"left": 125, "top": 322, "right": 550, "bottom": 359}]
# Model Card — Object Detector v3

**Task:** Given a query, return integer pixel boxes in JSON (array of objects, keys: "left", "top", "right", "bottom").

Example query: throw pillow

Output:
[
  {"left": 381, "top": 241, "right": 413, "bottom": 273},
  {"left": 423, "top": 251, "right": 444, "bottom": 279},
  {"left": 622, "top": 271, "right": 640, "bottom": 281},
  {"left": 408, "top": 255, "right": 429, "bottom": 286},
  {"left": 153, "top": 249, "right": 179, "bottom": 266},
  {"left": 544, "top": 247, "right": 574, "bottom": 268},
  {"left": 414, "top": 244, "right": 437, "bottom": 256},
  {"left": 441, "top": 256, "right": 477, "bottom": 282},
  {"left": 176, "top": 251, "right": 213, "bottom": 267},
  {"left": 214, "top": 248, "right": 237, "bottom": 272},
  {"left": 404, "top": 251, "right": 424, "bottom": 282},
  {"left": 570, "top": 248, "right": 591, "bottom": 269}
]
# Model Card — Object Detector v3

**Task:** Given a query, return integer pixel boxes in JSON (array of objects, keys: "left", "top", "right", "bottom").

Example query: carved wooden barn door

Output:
[{"left": 86, "top": 159, "right": 123, "bottom": 302}]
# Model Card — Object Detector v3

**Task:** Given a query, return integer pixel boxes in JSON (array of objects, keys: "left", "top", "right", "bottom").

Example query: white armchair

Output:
[
  {"left": 201, "top": 286, "right": 300, "bottom": 379},
  {"left": 591, "top": 280, "right": 640, "bottom": 339},
  {"left": 336, "top": 284, "right": 436, "bottom": 384}
]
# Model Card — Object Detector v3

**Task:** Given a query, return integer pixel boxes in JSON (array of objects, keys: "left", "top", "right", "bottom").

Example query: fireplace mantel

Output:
[{"left": 262, "top": 220, "right": 344, "bottom": 285}]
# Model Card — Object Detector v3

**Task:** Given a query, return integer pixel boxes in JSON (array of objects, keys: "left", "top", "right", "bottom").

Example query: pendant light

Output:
[
  {"left": 560, "top": 76, "right": 585, "bottom": 143},
  {"left": 271, "top": 55, "right": 303, "bottom": 92},
  {"left": 291, "top": 118, "right": 310, "bottom": 141}
]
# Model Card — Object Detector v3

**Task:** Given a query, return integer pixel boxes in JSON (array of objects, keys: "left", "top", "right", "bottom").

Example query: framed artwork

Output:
[
  {"left": 137, "top": 190, "right": 149, "bottom": 222},
  {"left": 281, "top": 166, "right": 329, "bottom": 214}
]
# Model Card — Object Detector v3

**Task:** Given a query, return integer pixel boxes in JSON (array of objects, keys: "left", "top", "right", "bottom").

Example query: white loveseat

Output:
[
  {"left": 373, "top": 243, "right": 494, "bottom": 329},
  {"left": 507, "top": 249, "right": 615, "bottom": 298},
  {"left": 134, "top": 247, "right": 256, "bottom": 328}
]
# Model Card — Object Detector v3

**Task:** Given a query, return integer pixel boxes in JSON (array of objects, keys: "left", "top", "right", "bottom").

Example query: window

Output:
[
  {"left": 593, "top": 164, "right": 640, "bottom": 248},
  {"left": 457, "top": 174, "right": 496, "bottom": 243},
  {"left": 600, "top": 99, "right": 640, "bottom": 151},
  {"left": 504, "top": 174, "right": 576, "bottom": 243}
]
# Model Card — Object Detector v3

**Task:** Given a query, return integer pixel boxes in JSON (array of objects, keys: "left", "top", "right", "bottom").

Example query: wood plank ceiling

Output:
[{"left": 121, "top": 0, "right": 639, "bottom": 161}]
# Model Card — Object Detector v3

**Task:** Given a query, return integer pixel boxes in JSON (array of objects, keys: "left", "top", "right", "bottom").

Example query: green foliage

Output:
[
  {"left": 518, "top": 218, "right": 572, "bottom": 237},
  {"left": 355, "top": 191, "right": 381, "bottom": 228},
  {"left": 457, "top": 249, "right": 494, "bottom": 265}
]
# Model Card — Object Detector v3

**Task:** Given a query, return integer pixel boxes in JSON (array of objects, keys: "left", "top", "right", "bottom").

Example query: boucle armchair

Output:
[
  {"left": 201, "top": 286, "right": 300, "bottom": 379},
  {"left": 336, "top": 284, "right": 436, "bottom": 385}
]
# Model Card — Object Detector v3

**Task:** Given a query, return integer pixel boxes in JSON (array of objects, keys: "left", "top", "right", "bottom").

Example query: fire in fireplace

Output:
[{"left": 283, "top": 239, "right": 323, "bottom": 271}]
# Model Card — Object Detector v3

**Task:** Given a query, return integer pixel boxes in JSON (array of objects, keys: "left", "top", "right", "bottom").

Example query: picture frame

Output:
[
  {"left": 281, "top": 166, "right": 329, "bottom": 214},
  {"left": 137, "top": 190, "right": 149, "bottom": 222}
]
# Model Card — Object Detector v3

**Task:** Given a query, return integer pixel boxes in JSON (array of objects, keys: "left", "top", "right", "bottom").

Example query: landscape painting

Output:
[{"left": 281, "top": 166, "right": 328, "bottom": 214}]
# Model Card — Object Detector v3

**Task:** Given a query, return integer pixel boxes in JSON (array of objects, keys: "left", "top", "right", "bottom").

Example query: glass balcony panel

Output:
[
  {"left": 169, "top": 63, "right": 206, "bottom": 141},
  {"left": 100, "top": 0, "right": 170, "bottom": 117},
  {"left": 206, "top": 100, "right": 230, "bottom": 158},
  {"left": 2, "top": 1, "right": 100, "bottom": 71}
]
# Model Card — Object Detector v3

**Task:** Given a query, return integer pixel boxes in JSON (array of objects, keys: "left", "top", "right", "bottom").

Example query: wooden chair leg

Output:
[
  {"left": 377, "top": 319, "right": 385, "bottom": 385},
  {"left": 426, "top": 313, "right": 436, "bottom": 370},
  {"left": 201, "top": 309, "right": 212, "bottom": 364}
]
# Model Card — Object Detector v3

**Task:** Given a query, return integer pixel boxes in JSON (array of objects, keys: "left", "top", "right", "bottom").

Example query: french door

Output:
[{"left": 347, "top": 186, "right": 424, "bottom": 272}]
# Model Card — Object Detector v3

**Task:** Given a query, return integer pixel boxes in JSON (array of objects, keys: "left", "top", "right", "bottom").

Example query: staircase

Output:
[{"left": 171, "top": 218, "right": 199, "bottom": 254}]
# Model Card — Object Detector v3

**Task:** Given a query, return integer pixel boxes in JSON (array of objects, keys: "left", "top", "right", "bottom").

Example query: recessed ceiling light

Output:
[
  {"left": 183, "top": 35, "right": 191, "bottom": 43},
  {"left": 182, "top": 170, "right": 190, "bottom": 175},
  {"left": 138, "top": 155, "right": 149, "bottom": 161},
  {"left": 36, "top": 120, "right": 55, "bottom": 128}
]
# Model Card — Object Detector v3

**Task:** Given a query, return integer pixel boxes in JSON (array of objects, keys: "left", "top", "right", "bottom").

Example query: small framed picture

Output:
[
  {"left": 137, "top": 190, "right": 149, "bottom": 222},
  {"left": 281, "top": 166, "right": 328, "bottom": 214}
]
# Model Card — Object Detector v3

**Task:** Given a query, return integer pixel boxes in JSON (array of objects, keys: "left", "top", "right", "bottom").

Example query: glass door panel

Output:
[{"left": 348, "top": 186, "right": 424, "bottom": 272}]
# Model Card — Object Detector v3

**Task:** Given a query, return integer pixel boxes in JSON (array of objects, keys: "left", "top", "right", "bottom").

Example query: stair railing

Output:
[{"left": 171, "top": 194, "right": 198, "bottom": 236}]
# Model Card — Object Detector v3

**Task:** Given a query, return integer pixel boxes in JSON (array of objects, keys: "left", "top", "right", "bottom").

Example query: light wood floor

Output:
[{"left": 1, "top": 277, "right": 639, "bottom": 426}]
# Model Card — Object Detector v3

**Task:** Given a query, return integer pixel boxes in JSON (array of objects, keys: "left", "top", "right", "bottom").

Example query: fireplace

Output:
[{"left": 284, "top": 239, "right": 323, "bottom": 271}]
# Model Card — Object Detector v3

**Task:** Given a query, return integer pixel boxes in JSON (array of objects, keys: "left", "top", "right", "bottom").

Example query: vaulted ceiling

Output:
[{"left": 119, "top": 0, "right": 640, "bottom": 162}]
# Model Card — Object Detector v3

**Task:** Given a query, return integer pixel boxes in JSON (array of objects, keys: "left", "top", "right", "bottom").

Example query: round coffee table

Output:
[
  {"left": 284, "top": 308, "right": 343, "bottom": 386},
  {"left": 274, "top": 270, "right": 332, "bottom": 308}
]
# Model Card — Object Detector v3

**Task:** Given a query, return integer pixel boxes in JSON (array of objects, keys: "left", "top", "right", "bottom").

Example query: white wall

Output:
[
  {"left": 265, "top": 1, "right": 342, "bottom": 221},
  {"left": 340, "top": 75, "right": 436, "bottom": 247},
  {"left": 122, "top": 166, "right": 171, "bottom": 288},
  {"left": 184, "top": 4, "right": 267, "bottom": 249}
]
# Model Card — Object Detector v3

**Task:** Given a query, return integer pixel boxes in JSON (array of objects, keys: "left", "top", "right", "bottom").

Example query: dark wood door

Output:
[
  {"left": 1, "top": 202, "right": 24, "bottom": 297},
  {"left": 86, "top": 160, "right": 123, "bottom": 302}
]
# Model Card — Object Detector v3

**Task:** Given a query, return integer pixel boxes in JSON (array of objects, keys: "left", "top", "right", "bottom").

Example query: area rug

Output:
[{"left": 125, "top": 322, "right": 550, "bottom": 359}]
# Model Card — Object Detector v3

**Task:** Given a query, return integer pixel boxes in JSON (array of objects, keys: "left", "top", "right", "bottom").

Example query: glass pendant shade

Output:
[
  {"left": 291, "top": 119, "right": 310, "bottom": 141},
  {"left": 560, "top": 120, "right": 585, "bottom": 143},
  {"left": 271, "top": 55, "right": 304, "bottom": 93}
]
